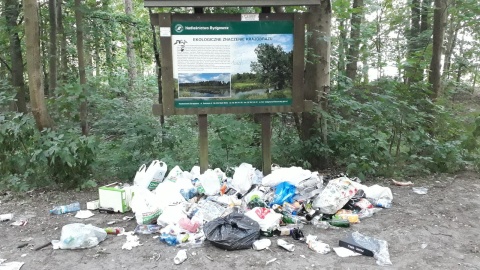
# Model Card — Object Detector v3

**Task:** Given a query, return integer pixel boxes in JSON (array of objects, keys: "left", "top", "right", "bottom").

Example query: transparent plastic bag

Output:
[
  {"left": 52, "top": 223, "right": 107, "bottom": 249},
  {"left": 351, "top": 231, "right": 392, "bottom": 266}
]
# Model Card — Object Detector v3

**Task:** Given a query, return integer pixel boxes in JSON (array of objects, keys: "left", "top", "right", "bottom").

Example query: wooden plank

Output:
[
  {"left": 158, "top": 13, "right": 175, "bottom": 116},
  {"left": 150, "top": 12, "right": 160, "bottom": 25},
  {"left": 145, "top": 0, "right": 321, "bottom": 7},
  {"left": 292, "top": 13, "right": 306, "bottom": 112},
  {"left": 198, "top": 114, "right": 208, "bottom": 173},
  {"left": 260, "top": 113, "right": 272, "bottom": 175},
  {"left": 171, "top": 13, "right": 293, "bottom": 22}
]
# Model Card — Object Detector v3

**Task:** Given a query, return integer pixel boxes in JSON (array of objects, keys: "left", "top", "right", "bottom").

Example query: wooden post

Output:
[
  {"left": 260, "top": 113, "right": 272, "bottom": 175},
  {"left": 199, "top": 114, "right": 208, "bottom": 173}
]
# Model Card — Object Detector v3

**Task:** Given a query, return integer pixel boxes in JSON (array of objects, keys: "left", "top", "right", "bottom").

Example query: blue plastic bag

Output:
[{"left": 271, "top": 182, "right": 296, "bottom": 205}]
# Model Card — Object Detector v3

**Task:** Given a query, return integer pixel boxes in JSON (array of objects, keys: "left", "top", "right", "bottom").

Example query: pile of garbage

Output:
[{"left": 51, "top": 160, "right": 395, "bottom": 266}]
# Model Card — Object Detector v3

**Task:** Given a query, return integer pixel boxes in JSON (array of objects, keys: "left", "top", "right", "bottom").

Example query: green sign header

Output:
[{"left": 172, "top": 21, "right": 293, "bottom": 35}]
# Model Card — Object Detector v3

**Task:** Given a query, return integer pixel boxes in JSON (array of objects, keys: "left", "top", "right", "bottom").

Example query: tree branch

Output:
[{"left": 0, "top": 57, "right": 12, "bottom": 73}]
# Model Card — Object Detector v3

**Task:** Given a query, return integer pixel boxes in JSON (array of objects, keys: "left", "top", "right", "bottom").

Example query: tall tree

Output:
[
  {"left": 48, "top": 0, "right": 57, "bottom": 95},
  {"left": 345, "top": 0, "right": 364, "bottom": 82},
  {"left": 5, "top": 0, "right": 27, "bottom": 113},
  {"left": 302, "top": 0, "right": 332, "bottom": 168},
  {"left": 124, "top": 0, "right": 137, "bottom": 93},
  {"left": 57, "top": 0, "right": 68, "bottom": 79},
  {"left": 75, "top": 0, "right": 88, "bottom": 135},
  {"left": 24, "top": 0, "right": 53, "bottom": 129},
  {"left": 428, "top": 0, "right": 447, "bottom": 99}
]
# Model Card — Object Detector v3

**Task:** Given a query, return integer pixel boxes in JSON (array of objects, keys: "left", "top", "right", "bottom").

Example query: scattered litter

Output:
[
  {"left": 121, "top": 232, "right": 142, "bottom": 250},
  {"left": 277, "top": 239, "right": 295, "bottom": 252},
  {"left": 265, "top": 258, "right": 277, "bottom": 265},
  {"left": 134, "top": 224, "right": 161, "bottom": 234},
  {"left": 10, "top": 220, "right": 27, "bottom": 226},
  {"left": 421, "top": 243, "right": 428, "bottom": 249},
  {"left": 0, "top": 213, "right": 13, "bottom": 222},
  {"left": 16, "top": 243, "right": 28, "bottom": 249},
  {"left": 205, "top": 255, "right": 213, "bottom": 261},
  {"left": 20, "top": 237, "right": 33, "bottom": 242},
  {"left": 306, "top": 235, "right": 330, "bottom": 254},
  {"left": 86, "top": 200, "right": 99, "bottom": 210},
  {"left": 106, "top": 221, "right": 116, "bottom": 225},
  {"left": 74, "top": 210, "right": 94, "bottom": 219},
  {"left": 104, "top": 227, "right": 125, "bottom": 235},
  {"left": 0, "top": 259, "right": 24, "bottom": 270},
  {"left": 333, "top": 247, "right": 362, "bottom": 257},
  {"left": 52, "top": 223, "right": 107, "bottom": 250},
  {"left": 252, "top": 239, "right": 271, "bottom": 251},
  {"left": 122, "top": 216, "right": 134, "bottom": 221},
  {"left": 412, "top": 187, "right": 428, "bottom": 195},
  {"left": 300, "top": 255, "right": 306, "bottom": 259},
  {"left": 339, "top": 232, "right": 392, "bottom": 266},
  {"left": 392, "top": 180, "right": 414, "bottom": 186},
  {"left": 173, "top": 249, "right": 187, "bottom": 265},
  {"left": 20, "top": 254, "right": 26, "bottom": 258},
  {"left": 49, "top": 202, "right": 80, "bottom": 215}
]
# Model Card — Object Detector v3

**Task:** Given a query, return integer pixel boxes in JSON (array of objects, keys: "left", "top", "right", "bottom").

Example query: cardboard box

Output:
[
  {"left": 98, "top": 183, "right": 132, "bottom": 213},
  {"left": 338, "top": 233, "right": 374, "bottom": 257}
]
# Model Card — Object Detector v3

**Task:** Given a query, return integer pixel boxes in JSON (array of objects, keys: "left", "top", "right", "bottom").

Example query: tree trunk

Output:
[
  {"left": 455, "top": 31, "right": 465, "bottom": 84},
  {"left": 442, "top": 20, "right": 459, "bottom": 79},
  {"left": 24, "top": 0, "right": 54, "bottom": 130},
  {"left": 40, "top": 7, "right": 49, "bottom": 96},
  {"left": 5, "top": 0, "right": 27, "bottom": 113},
  {"left": 125, "top": 0, "right": 137, "bottom": 93},
  {"left": 406, "top": 0, "right": 422, "bottom": 84},
  {"left": 58, "top": 0, "right": 68, "bottom": 79},
  {"left": 48, "top": 0, "right": 57, "bottom": 95},
  {"left": 302, "top": 1, "right": 331, "bottom": 169},
  {"left": 149, "top": 8, "right": 164, "bottom": 125},
  {"left": 345, "top": 0, "right": 364, "bottom": 82},
  {"left": 75, "top": 0, "right": 88, "bottom": 135},
  {"left": 337, "top": 19, "right": 347, "bottom": 89},
  {"left": 429, "top": 0, "right": 447, "bottom": 100}
]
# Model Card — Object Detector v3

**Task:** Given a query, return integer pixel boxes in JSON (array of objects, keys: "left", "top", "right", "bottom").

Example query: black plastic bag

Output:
[{"left": 203, "top": 212, "right": 260, "bottom": 250}]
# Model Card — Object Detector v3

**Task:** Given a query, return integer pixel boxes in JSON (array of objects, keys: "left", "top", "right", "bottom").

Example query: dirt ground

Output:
[{"left": 1, "top": 172, "right": 479, "bottom": 270}]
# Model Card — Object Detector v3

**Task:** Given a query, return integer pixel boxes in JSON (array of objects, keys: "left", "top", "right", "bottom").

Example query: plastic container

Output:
[
  {"left": 374, "top": 198, "right": 392, "bottom": 208},
  {"left": 174, "top": 249, "right": 187, "bottom": 264},
  {"left": 277, "top": 239, "right": 295, "bottom": 252},
  {"left": 179, "top": 217, "right": 200, "bottom": 233},
  {"left": 50, "top": 202, "right": 81, "bottom": 215}
]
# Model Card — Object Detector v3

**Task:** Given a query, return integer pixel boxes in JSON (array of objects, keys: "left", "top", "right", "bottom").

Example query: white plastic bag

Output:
[
  {"left": 164, "top": 165, "right": 183, "bottom": 183},
  {"left": 245, "top": 207, "right": 282, "bottom": 231},
  {"left": 153, "top": 180, "right": 186, "bottom": 207},
  {"left": 365, "top": 185, "right": 393, "bottom": 201},
  {"left": 145, "top": 160, "right": 168, "bottom": 190},
  {"left": 157, "top": 204, "right": 187, "bottom": 227},
  {"left": 199, "top": 169, "right": 221, "bottom": 196},
  {"left": 52, "top": 223, "right": 107, "bottom": 249},
  {"left": 133, "top": 164, "right": 148, "bottom": 188},
  {"left": 130, "top": 188, "right": 163, "bottom": 225},
  {"left": 313, "top": 177, "right": 359, "bottom": 214},
  {"left": 262, "top": 166, "right": 312, "bottom": 187},
  {"left": 232, "top": 163, "right": 255, "bottom": 194}
]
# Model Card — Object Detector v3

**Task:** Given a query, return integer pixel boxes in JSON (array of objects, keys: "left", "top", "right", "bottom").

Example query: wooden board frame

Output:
[
  {"left": 151, "top": 12, "right": 308, "bottom": 116},
  {"left": 145, "top": 0, "right": 320, "bottom": 7}
]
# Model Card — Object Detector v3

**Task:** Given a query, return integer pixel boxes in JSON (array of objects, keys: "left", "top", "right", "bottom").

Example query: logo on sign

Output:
[{"left": 174, "top": 24, "right": 184, "bottom": 33}]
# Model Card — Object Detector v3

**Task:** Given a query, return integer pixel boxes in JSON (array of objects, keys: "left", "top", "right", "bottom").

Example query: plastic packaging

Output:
[
  {"left": 262, "top": 166, "right": 312, "bottom": 187},
  {"left": 134, "top": 224, "right": 161, "bottom": 234},
  {"left": 232, "top": 163, "right": 256, "bottom": 194},
  {"left": 277, "top": 239, "right": 295, "bottom": 252},
  {"left": 252, "top": 239, "right": 271, "bottom": 250},
  {"left": 306, "top": 235, "right": 331, "bottom": 254},
  {"left": 50, "top": 202, "right": 81, "bottom": 215},
  {"left": 245, "top": 207, "right": 282, "bottom": 231},
  {"left": 52, "top": 223, "right": 107, "bottom": 249},
  {"left": 0, "top": 213, "right": 13, "bottom": 221},
  {"left": 412, "top": 187, "right": 428, "bottom": 195},
  {"left": 203, "top": 212, "right": 260, "bottom": 251},
  {"left": 160, "top": 233, "right": 179, "bottom": 246},
  {"left": 313, "top": 177, "right": 358, "bottom": 214},
  {"left": 133, "top": 164, "right": 148, "bottom": 188},
  {"left": 271, "top": 182, "right": 296, "bottom": 206},
  {"left": 199, "top": 169, "right": 221, "bottom": 196},
  {"left": 351, "top": 231, "right": 392, "bottom": 266},
  {"left": 373, "top": 198, "right": 392, "bottom": 208},
  {"left": 145, "top": 160, "right": 168, "bottom": 190},
  {"left": 179, "top": 217, "right": 200, "bottom": 233},
  {"left": 365, "top": 185, "right": 393, "bottom": 201},
  {"left": 174, "top": 249, "right": 188, "bottom": 264},
  {"left": 130, "top": 188, "right": 162, "bottom": 225}
]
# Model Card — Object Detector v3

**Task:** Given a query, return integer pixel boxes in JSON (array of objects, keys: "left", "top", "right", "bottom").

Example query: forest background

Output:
[{"left": 0, "top": 0, "right": 479, "bottom": 191}]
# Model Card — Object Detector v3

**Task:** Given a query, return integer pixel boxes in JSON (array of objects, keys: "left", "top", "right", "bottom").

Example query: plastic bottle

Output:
[
  {"left": 374, "top": 198, "right": 392, "bottom": 208},
  {"left": 328, "top": 218, "right": 350, "bottom": 228},
  {"left": 49, "top": 202, "right": 81, "bottom": 215}
]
